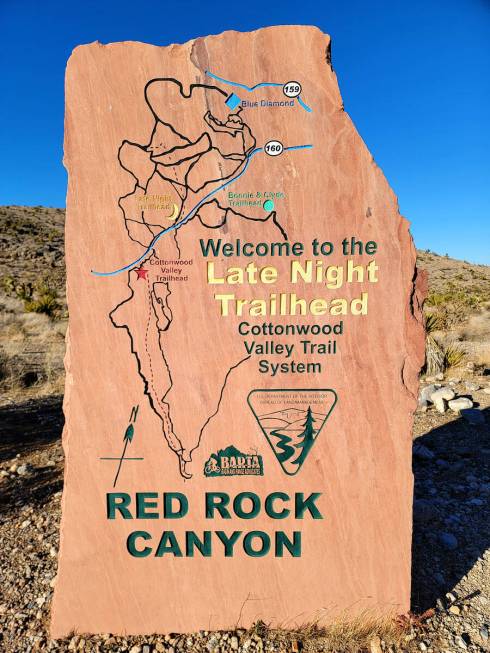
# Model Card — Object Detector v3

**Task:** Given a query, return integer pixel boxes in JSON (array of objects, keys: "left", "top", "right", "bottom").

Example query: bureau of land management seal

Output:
[{"left": 248, "top": 389, "right": 337, "bottom": 475}]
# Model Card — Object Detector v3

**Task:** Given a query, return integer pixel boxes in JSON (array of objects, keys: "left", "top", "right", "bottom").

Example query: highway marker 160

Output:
[{"left": 264, "top": 140, "right": 284, "bottom": 156}]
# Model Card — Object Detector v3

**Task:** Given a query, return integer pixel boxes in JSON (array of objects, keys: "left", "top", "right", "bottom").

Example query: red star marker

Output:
[{"left": 135, "top": 267, "right": 148, "bottom": 280}]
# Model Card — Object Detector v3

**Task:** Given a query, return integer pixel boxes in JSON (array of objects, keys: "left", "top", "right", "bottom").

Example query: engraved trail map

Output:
[{"left": 92, "top": 72, "right": 312, "bottom": 479}]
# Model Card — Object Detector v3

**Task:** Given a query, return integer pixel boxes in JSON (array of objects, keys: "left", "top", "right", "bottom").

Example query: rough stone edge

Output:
[{"left": 51, "top": 24, "right": 427, "bottom": 638}]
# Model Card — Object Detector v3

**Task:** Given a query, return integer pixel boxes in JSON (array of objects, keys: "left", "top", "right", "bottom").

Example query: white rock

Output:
[
  {"left": 434, "top": 398, "right": 446, "bottom": 413},
  {"left": 455, "top": 635, "right": 468, "bottom": 649},
  {"left": 448, "top": 397, "right": 474, "bottom": 412},
  {"left": 425, "top": 376, "right": 438, "bottom": 383},
  {"left": 430, "top": 387, "right": 455, "bottom": 401},
  {"left": 430, "top": 387, "right": 455, "bottom": 413},
  {"left": 419, "top": 384, "right": 440, "bottom": 403}
]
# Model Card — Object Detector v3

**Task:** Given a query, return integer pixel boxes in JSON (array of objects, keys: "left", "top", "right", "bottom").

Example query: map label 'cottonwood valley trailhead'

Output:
[{"left": 51, "top": 26, "right": 426, "bottom": 637}]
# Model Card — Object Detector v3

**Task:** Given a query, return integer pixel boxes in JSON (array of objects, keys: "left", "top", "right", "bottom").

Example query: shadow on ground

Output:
[
  {"left": 411, "top": 407, "right": 490, "bottom": 612},
  {"left": 0, "top": 396, "right": 64, "bottom": 515}
]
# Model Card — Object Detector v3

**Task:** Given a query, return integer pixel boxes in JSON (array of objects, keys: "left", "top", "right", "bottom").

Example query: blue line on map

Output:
[
  {"left": 297, "top": 97, "right": 311, "bottom": 112},
  {"left": 206, "top": 71, "right": 283, "bottom": 91},
  {"left": 91, "top": 144, "right": 312, "bottom": 278},
  {"left": 206, "top": 70, "right": 313, "bottom": 113}
]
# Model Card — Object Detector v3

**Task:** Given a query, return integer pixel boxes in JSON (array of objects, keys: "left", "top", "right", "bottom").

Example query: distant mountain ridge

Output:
[
  {"left": 1, "top": 204, "right": 490, "bottom": 311},
  {"left": 1, "top": 204, "right": 489, "bottom": 399}
]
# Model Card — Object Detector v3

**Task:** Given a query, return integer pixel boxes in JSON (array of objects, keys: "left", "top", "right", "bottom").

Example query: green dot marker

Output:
[{"left": 263, "top": 199, "right": 274, "bottom": 212}]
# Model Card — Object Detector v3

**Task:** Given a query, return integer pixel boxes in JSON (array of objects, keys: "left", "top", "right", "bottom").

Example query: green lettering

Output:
[
  {"left": 136, "top": 492, "right": 159, "bottom": 519},
  {"left": 295, "top": 492, "right": 323, "bottom": 519},
  {"left": 243, "top": 531, "right": 270, "bottom": 557},
  {"left": 126, "top": 530, "right": 151, "bottom": 557},
  {"left": 275, "top": 531, "right": 301, "bottom": 557},
  {"left": 186, "top": 531, "right": 212, "bottom": 557},
  {"left": 216, "top": 530, "right": 241, "bottom": 556},
  {"left": 233, "top": 492, "right": 260, "bottom": 519},
  {"left": 155, "top": 531, "right": 183, "bottom": 557},
  {"left": 205, "top": 493, "right": 231, "bottom": 518},
  {"left": 265, "top": 492, "right": 290, "bottom": 519},
  {"left": 107, "top": 493, "right": 132, "bottom": 519},
  {"left": 164, "top": 492, "right": 188, "bottom": 519}
]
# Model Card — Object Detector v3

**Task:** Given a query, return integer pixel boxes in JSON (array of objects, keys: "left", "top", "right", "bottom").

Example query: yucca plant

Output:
[
  {"left": 443, "top": 343, "right": 466, "bottom": 369},
  {"left": 424, "top": 313, "right": 444, "bottom": 375},
  {"left": 15, "top": 281, "right": 33, "bottom": 301},
  {"left": 24, "top": 293, "right": 60, "bottom": 317},
  {"left": 0, "top": 275, "right": 15, "bottom": 295},
  {"left": 24, "top": 281, "right": 61, "bottom": 318}
]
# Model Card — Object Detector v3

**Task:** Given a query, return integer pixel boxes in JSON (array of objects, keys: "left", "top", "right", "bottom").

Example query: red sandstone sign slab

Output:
[{"left": 51, "top": 26, "right": 425, "bottom": 637}]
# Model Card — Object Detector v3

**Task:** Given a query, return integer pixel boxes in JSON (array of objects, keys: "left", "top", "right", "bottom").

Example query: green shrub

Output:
[
  {"left": 426, "top": 290, "right": 483, "bottom": 309},
  {"left": 24, "top": 294, "right": 59, "bottom": 317},
  {"left": 23, "top": 281, "right": 61, "bottom": 318},
  {"left": 424, "top": 312, "right": 442, "bottom": 334},
  {"left": 0, "top": 275, "right": 15, "bottom": 295},
  {"left": 443, "top": 344, "right": 466, "bottom": 369},
  {"left": 15, "top": 282, "right": 33, "bottom": 301}
]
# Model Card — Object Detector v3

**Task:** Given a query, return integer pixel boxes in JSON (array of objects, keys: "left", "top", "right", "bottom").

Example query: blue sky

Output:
[{"left": 0, "top": 0, "right": 489, "bottom": 262}]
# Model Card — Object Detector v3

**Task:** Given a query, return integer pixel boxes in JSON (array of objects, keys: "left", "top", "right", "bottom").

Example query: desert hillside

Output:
[
  {"left": 0, "top": 207, "right": 65, "bottom": 398},
  {"left": 0, "top": 206, "right": 489, "bottom": 652},
  {"left": 1, "top": 205, "right": 489, "bottom": 401},
  {"left": 0, "top": 206, "right": 65, "bottom": 293}
]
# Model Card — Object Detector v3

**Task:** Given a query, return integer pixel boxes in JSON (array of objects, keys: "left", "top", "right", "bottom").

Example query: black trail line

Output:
[
  {"left": 192, "top": 355, "right": 252, "bottom": 459},
  {"left": 108, "top": 263, "right": 186, "bottom": 475},
  {"left": 107, "top": 73, "right": 301, "bottom": 478}
]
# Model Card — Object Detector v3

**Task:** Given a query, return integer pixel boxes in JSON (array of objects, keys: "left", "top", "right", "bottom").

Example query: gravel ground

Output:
[
  {"left": 410, "top": 371, "right": 490, "bottom": 652},
  {"left": 0, "top": 371, "right": 489, "bottom": 653}
]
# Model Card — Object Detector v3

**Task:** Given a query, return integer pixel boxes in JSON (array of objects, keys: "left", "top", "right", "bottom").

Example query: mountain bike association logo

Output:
[
  {"left": 204, "top": 445, "right": 264, "bottom": 477},
  {"left": 247, "top": 389, "right": 337, "bottom": 476}
]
